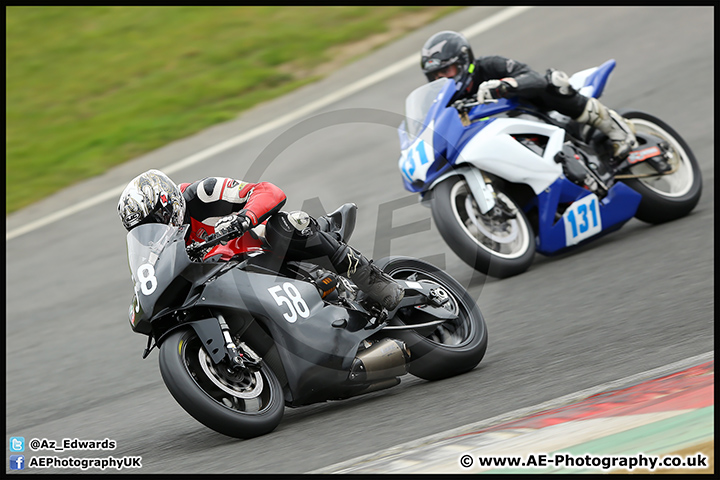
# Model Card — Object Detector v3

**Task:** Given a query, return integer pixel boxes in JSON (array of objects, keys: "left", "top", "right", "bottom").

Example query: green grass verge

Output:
[{"left": 6, "top": 6, "right": 460, "bottom": 215}]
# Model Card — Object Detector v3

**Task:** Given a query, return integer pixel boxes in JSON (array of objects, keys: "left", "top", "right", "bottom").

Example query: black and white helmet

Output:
[
  {"left": 117, "top": 169, "right": 186, "bottom": 231},
  {"left": 420, "top": 30, "right": 475, "bottom": 84}
]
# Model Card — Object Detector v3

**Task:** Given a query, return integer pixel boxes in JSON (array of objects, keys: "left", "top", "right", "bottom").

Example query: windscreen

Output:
[
  {"left": 127, "top": 224, "right": 186, "bottom": 271},
  {"left": 126, "top": 224, "right": 188, "bottom": 294},
  {"left": 403, "top": 78, "right": 450, "bottom": 140}
]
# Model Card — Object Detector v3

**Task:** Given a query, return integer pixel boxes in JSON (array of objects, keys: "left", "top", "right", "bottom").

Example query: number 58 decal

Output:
[{"left": 268, "top": 283, "right": 310, "bottom": 323}]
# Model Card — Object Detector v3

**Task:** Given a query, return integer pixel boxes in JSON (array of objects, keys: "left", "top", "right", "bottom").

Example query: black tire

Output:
[
  {"left": 431, "top": 176, "right": 535, "bottom": 278},
  {"left": 619, "top": 111, "right": 702, "bottom": 224},
  {"left": 375, "top": 257, "right": 488, "bottom": 381},
  {"left": 158, "top": 328, "right": 284, "bottom": 439}
]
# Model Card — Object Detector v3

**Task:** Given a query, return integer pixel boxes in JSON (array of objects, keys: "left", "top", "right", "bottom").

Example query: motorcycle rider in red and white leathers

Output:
[{"left": 117, "top": 169, "right": 404, "bottom": 311}]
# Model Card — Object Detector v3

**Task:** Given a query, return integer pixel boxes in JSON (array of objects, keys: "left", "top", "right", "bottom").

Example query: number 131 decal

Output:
[
  {"left": 563, "top": 194, "right": 602, "bottom": 246},
  {"left": 268, "top": 283, "right": 310, "bottom": 323}
]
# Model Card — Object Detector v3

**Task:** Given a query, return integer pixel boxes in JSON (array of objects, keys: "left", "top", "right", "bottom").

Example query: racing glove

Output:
[
  {"left": 477, "top": 78, "right": 518, "bottom": 103},
  {"left": 215, "top": 212, "right": 252, "bottom": 239}
]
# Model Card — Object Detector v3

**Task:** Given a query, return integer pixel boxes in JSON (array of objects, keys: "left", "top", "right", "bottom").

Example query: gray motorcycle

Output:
[{"left": 124, "top": 203, "right": 488, "bottom": 439}]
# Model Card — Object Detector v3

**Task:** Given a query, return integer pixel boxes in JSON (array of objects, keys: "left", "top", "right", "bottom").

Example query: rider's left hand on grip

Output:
[
  {"left": 215, "top": 214, "right": 251, "bottom": 245},
  {"left": 477, "top": 79, "right": 509, "bottom": 103},
  {"left": 186, "top": 242, "right": 204, "bottom": 260}
]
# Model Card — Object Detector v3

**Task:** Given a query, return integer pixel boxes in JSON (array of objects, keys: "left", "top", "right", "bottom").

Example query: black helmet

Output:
[{"left": 420, "top": 30, "right": 475, "bottom": 83}]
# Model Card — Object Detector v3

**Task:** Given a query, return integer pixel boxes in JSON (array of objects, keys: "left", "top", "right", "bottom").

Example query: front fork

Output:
[
  {"left": 148, "top": 311, "right": 258, "bottom": 370},
  {"left": 217, "top": 313, "right": 257, "bottom": 369},
  {"left": 453, "top": 167, "right": 497, "bottom": 214}
]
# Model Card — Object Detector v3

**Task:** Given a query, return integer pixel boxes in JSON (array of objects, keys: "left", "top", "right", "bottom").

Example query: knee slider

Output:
[
  {"left": 266, "top": 211, "right": 323, "bottom": 254},
  {"left": 286, "top": 210, "right": 313, "bottom": 235}
]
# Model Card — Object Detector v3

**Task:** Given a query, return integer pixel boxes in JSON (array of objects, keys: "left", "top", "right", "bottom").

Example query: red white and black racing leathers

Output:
[
  {"left": 179, "top": 177, "right": 286, "bottom": 245},
  {"left": 178, "top": 176, "right": 404, "bottom": 310}
]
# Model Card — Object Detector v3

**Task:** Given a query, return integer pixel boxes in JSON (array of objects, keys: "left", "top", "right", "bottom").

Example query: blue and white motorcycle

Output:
[{"left": 397, "top": 60, "right": 702, "bottom": 278}]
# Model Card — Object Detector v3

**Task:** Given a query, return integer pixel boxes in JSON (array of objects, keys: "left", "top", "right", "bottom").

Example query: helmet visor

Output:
[
  {"left": 130, "top": 199, "right": 174, "bottom": 230},
  {"left": 426, "top": 63, "right": 461, "bottom": 82}
]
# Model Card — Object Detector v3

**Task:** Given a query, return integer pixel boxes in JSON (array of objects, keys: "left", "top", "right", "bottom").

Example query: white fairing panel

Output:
[
  {"left": 569, "top": 66, "right": 598, "bottom": 97},
  {"left": 456, "top": 118, "right": 564, "bottom": 194}
]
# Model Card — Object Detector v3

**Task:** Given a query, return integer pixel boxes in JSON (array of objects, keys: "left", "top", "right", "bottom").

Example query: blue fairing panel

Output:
[
  {"left": 530, "top": 178, "right": 642, "bottom": 255},
  {"left": 585, "top": 59, "right": 615, "bottom": 98},
  {"left": 468, "top": 98, "right": 518, "bottom": 120}
]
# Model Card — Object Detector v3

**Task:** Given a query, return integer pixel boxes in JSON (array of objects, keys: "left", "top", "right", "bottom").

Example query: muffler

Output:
[{"left": 348, "top": 338, "right": 410, "bottom": 382}]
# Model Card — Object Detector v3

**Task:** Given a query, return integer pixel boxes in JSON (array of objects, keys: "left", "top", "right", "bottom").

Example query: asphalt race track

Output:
[{"left": 6, "top": 7, "right": 713, "bottom": 474}]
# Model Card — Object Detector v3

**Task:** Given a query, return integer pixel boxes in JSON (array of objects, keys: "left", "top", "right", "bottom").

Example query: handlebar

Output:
[
  {"left": 455, "top": 99, "right": 480, "bottom": 109},
  {"left": 186, "top": 226, "right": 245, "bottom": 259},
  {"left": 452, "top": 96, "right": 496, "bottom": 111}
]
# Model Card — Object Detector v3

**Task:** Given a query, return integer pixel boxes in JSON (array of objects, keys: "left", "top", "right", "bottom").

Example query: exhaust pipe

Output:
[
  {"left": 354, "top": 378, "right": 400, "bottom": 395},
  {"left": 348, "top": 338, "right": 410, "bottom": 382}
]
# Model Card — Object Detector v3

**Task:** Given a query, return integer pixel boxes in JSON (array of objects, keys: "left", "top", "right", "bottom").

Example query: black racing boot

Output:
[{"left": 334, "top": 247, "right": 404, "bottom": 311}]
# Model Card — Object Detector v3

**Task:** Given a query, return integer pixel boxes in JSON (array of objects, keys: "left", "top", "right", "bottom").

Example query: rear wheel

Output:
[
  {"left": 619, "top": 111, "right": 702, "bottom": 224},
  {"left": 159, "top": 328, "right": 284, "bottom": 439},
  {"left": 375, "top": 257, "right": 488, "bottom": 381}
]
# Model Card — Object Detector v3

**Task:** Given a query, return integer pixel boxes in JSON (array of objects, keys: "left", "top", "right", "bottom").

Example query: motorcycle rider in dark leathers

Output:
[
  {"left": 117, "top": 169, "right": 404, "bottom": 311},
  {"left": 420, "top": 30, "right": 637, "bottom": 159}
]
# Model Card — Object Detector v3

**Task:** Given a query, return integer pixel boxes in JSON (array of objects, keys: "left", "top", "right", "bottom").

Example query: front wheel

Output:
[
  {"left": 619, "top": 111, "right": 702, "bottom": 224},
  {"left": 375, "top": 257, "right": 488, "bottom": 381},
  {"left": 158, "top": 328, "right": 284, "bottom": 439},
  {"left": 431, "top": 176, "right": 535, "bottom": 278}
]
